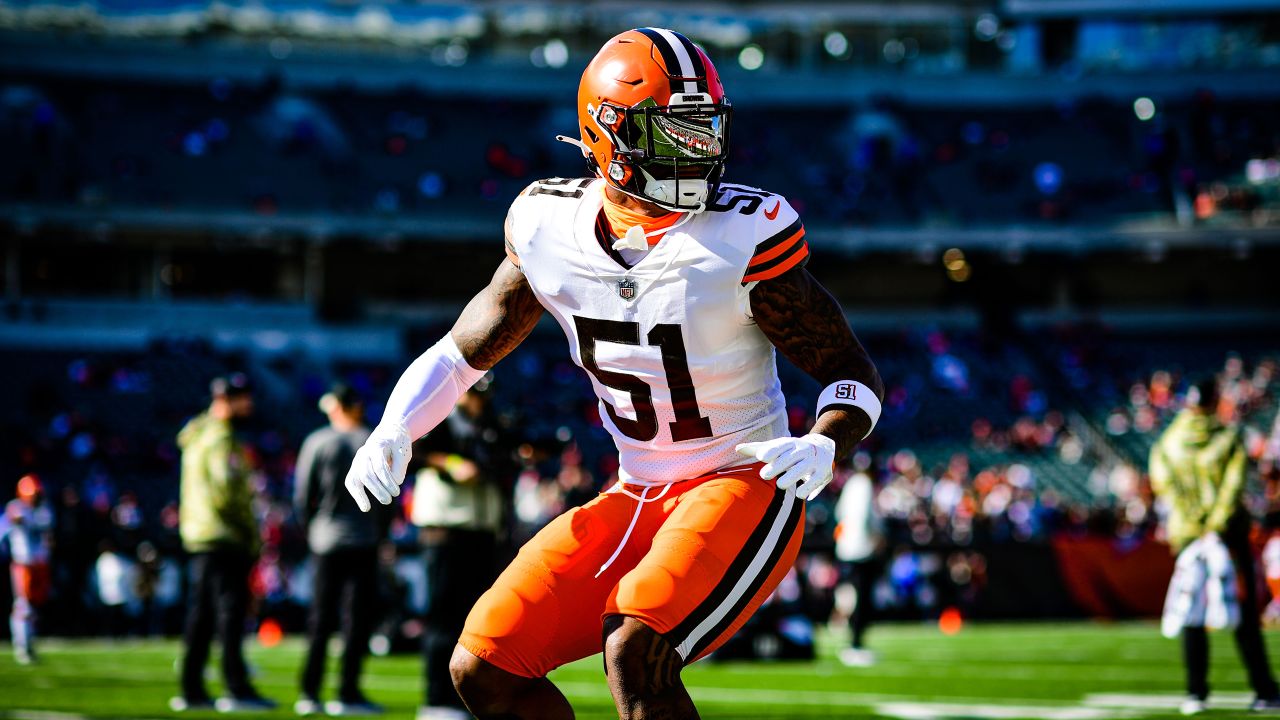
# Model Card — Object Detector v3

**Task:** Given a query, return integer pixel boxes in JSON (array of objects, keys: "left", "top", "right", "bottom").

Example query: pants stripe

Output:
[
  {"left": 664, "top": 485, "right": 784, "bottom": 645},
  {"left": 670, "top": 486, "right": 799, "bottom": 660},
  {"left": 684, "top": 497, "right": 802, "bottom": 661}
]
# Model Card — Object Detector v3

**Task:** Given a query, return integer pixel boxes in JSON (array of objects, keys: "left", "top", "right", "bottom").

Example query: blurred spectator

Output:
[
  {"left": 409, "top": 381, "right": 509, "bottom": 719},
  {"left": 294, "top": 383, "right": 388, "bottom": 716},
  {"left": 51, "top": 484, "right": 96, "bottom": 636},
  {"left": 173, "top": 375, "right": 275, "bottom": 713},
  {"left": 1150, "top": 378, "right": 1280, "bottom": 714},
  {"left": 833, "top": 456, "right": 886, "bottom": 667},
  {"left": 134, "top": 540, "right": 182, "bottom": 636},
  {"left": 92, "top": 539, "right": 135, "bottom": 637}
]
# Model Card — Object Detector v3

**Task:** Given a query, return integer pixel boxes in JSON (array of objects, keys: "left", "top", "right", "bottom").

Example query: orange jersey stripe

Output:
[
  {"left": 742, "top": 242, "right": 809, "bottom": 283},
  {"left": 747, "top": 227, "right": 805, "bottom": 268}
]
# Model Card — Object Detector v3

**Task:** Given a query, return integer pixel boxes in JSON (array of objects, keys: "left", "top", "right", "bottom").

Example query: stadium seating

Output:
[{"left": 4, "top": 74, "right": 1277, "bottom": 228}]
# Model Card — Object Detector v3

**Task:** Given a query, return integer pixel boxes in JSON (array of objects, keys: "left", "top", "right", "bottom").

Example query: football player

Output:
[
  {"left": 346, "top": 28, "right": 883, "bottom": 718},
  {"left": 5, "top": 474, "right": 53, "bottom": 665}
]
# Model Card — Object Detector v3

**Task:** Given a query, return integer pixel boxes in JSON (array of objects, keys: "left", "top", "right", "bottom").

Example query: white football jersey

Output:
[
  {"left": 506, "top": 178, "right": 810, "bottom": 485},
  {"left": 4, "top": 500, "right": 52, "bottom": 565}
]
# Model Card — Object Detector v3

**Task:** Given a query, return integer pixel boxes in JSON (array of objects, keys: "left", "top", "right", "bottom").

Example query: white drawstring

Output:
[{"left": 595, "top": 482, "right": 673, "bottom": 578}]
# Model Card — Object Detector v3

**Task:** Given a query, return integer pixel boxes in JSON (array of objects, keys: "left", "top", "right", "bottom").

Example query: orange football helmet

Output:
[
  {"left": 16, "top": 474, "right": 42, "bottom": 503},
  {"left": 560, "top": 28, "right": 731, "bottom": 212}
]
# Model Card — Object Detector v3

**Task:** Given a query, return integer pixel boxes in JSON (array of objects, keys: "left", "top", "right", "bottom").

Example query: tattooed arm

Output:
[
  {"left": 449, "top": 259, "right": 545, "bottom": 370},
  {"left": 749, "top": 266, "right": 884, "bottom": 460}
]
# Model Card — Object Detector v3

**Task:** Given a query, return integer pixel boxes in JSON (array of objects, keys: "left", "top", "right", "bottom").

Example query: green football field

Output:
[{"left": 0, "top": 622, "right": 1272, "bottom": 719}]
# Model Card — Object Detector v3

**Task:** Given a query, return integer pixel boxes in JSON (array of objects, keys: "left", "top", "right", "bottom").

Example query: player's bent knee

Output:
[
  {"left": 602, "top": 615, "right": 682, "bottom": 688},
  {"left": 449, "top": 644, "right": 529, "bottom": 713},
  {"left": 449, "top": 645, "right": 488, "bottom": 698}
]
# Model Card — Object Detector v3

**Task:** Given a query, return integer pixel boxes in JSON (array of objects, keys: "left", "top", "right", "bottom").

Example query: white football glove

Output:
[
  {"left": 735, "top": 433, "right": 836, "bottom": 501},
  {"left": 345, "top": 422, "right": 412, "bottom": 512}
]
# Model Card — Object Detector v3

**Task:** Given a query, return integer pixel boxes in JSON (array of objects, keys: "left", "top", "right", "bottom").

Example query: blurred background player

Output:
[
  {"left": 409, "top": 380, "right": 507, "bottom": 720},
  {"left": 4, "top": 474, "right": 53, "bottom": 664},
  {"left": 833, "top": 455, "right": 885, "bottom": 667},
  {"left": 1150, "top": 378, "right": 1280, "bottom": 715},
  {"left": 173, "top": 374, "right": 275, "bottom": 713},
  {"left": 294, "top": 383, "right": 389, "bottom": 716}
]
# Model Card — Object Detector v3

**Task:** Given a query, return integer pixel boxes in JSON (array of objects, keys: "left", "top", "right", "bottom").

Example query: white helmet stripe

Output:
[{"left": 648, "top": 27, "right": 698, "bottom": 94}]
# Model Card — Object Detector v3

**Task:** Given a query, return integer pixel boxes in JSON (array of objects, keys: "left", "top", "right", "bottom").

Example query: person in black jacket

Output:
[
  {"left": 411, "top": 381, "right": 510, "bottom": 720},
  {"left": 294, "top": 383, "right": 390, "bottom": 716}
]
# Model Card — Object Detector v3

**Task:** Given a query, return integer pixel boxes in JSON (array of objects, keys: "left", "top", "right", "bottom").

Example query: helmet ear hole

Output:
[{"left": 583, "top": 125, "right": 599, "bottom": 144}]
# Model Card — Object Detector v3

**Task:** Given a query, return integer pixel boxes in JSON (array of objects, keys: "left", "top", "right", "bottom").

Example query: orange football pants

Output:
[
  {"left": 459, "top": 463, "right": 805, "bottom": 678},
  {"left": 11, "top": 563, "right": 51, "bottom": 606}
]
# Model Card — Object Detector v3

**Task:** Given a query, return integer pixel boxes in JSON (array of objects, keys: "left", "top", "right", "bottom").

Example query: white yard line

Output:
[
  {"left": 874, "top": 702, "right": 1140, "bottom": 719},
  {"left": 554, "top": 681, "right": 1121, "bottom": 711},
  {"left": 1084, "top": 692, "right": 1253, "bottom": 710}
]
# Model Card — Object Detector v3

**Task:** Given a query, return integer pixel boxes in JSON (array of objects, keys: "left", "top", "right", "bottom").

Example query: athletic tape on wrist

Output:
[{"left": 816, "top": 381, "right": 881, "bottom": 439}]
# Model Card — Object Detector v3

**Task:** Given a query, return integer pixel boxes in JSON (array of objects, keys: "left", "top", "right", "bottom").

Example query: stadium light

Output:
[
  {"left": 883, "top": 39, "right": 906, "bottom": 64},
  {"left": 443, "top": 40, "right": 468, "bottom": 66},
  {"left": 1133, "top": 97, "right": 1156, "bottom": 121},
  {"left": 738, "top": 45, "right": 764, "bottom": 71},
  {"left": 544, "top": 39, "right": 569, "bottom": 69},
  {"left": 943, "top": 248, "right": 966, "bottom": 272},
  {"left": 974, "top": 14, "right": 1000, "bottom": 42},
  {"left": 944, "top": 248, "right": 971, "bottom": 282},
  {"left": 1034, "top": 162, "right": 1063, "bottom": 195},
  {"left": 824, "top": 31, "right": 849, "bottom": 58},
  {"left": 531, "top": 39, "right": 567, "bottom": 69}
]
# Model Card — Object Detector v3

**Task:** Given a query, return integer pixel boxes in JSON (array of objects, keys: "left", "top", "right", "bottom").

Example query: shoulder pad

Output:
[{"left": 733, "top": 189, "right": 807, "bottom": 284}]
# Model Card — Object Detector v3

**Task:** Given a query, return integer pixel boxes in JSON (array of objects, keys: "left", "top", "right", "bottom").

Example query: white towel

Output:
[{"left": 1161, "top": 533, "right": 1241, "bottom": 639}]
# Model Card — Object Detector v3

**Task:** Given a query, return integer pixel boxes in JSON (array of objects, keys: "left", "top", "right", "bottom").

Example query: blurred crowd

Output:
[
  {"left": 3, "top": 74, "right": 1277, "bottom": 229},
  {"left": 2, "top": 328, "right": 1278, "bottom": 640}
]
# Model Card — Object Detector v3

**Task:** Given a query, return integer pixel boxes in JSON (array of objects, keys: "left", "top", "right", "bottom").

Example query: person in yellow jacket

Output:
[
  {"left": 1150, "top": 378, "right": 1280, "bottom": 715},
  {"left": 172, "top": 374, "right": 276, "bottom": 713}
]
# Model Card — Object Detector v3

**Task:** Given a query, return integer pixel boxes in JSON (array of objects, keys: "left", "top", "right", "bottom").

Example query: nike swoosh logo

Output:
[{"left": 764, "top": 201, "right": 781, "bottom": 220}]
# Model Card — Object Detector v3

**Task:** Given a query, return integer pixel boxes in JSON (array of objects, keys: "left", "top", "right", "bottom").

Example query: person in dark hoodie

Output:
[
  {"left": 294, "top": 383, "right": 390, "bottom": 717},
  {"left": 410, "top": 379, "right": 508, "bottom": 720},
  {"left": 172, "top": 374, "right": 275, "bottom": 713},
  {"left": 1151, "top": 377, "right": 1280, "bottom": 715}
]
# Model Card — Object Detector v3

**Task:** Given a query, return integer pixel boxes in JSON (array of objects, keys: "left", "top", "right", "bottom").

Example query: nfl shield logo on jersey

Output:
[{"left": 618, "top": 279, "right": 637, "bottom": 300}]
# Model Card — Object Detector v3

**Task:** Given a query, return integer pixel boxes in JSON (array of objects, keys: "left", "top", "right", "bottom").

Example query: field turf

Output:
[{"left": 0, "top": 622, "right": 1272, "bottom": 719}]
